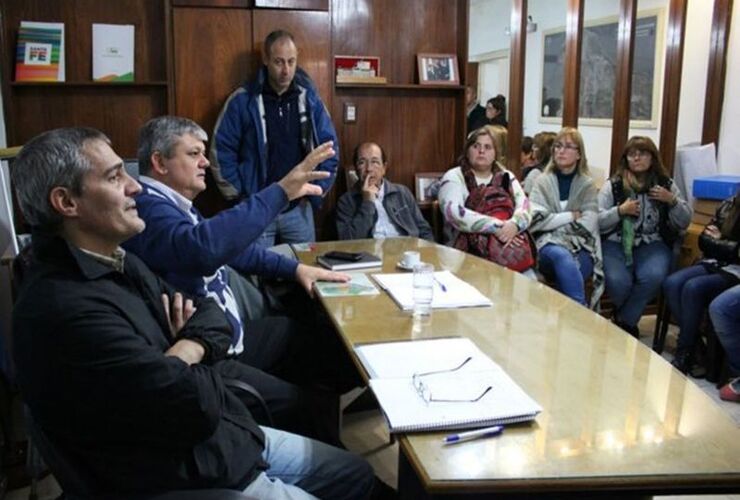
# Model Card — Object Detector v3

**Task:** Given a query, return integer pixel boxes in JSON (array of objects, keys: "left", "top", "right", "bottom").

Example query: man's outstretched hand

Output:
[{"left": 278, "top": 141, "right": 336, "bottom": 200}]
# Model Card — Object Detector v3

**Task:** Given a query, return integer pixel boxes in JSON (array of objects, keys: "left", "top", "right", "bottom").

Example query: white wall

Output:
[
  {"left": 468, "top": 0, "right": 736, "bottom": 182},
  {"left": 717, "top": 0, "right": 740, "bottom": 174}
]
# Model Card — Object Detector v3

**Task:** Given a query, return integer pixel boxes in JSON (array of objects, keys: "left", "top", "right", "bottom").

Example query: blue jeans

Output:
[
  {"left": 602, "top": 239, "right": 672, "bottom": 328},
  {"left": 243, "top": 427, "right": 374, "bottom": 500},
  {"left": 662, "top": 265, "right": 732, "bottom": 352},
  {"left": 257, "top": 200, "right": 315, "bottom": 249},
  {"left": 710, "top": 284, "right": 740, "bottom": 375},
  {"left": 538, "top": 244, "right": 594, "bottom": 305}
]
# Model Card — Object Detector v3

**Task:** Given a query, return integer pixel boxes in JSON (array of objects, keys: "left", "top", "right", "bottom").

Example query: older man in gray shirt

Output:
[{"left": 336, "top": 142, "right": 434, "bottom": 241}]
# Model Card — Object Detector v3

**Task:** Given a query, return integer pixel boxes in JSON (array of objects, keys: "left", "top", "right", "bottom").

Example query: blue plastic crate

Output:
[{"left": 692, "top": 175, "right": 740, "bottom": 200}]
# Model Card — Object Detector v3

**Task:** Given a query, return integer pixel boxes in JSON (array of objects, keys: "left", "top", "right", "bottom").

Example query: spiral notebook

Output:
[{"left": 354, "top": 337, "right": 541, "bottom": 433}]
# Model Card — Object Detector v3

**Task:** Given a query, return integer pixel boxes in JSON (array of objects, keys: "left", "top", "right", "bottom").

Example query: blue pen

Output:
[
  {"left": 443, "top": 425, "right": 504, "bottom": 444},
  {"left": 434, "top": 277, "right": 447, "bottom": 292}
]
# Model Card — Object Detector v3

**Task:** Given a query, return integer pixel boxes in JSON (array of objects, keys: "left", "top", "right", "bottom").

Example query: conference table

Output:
[{"left": 296, "top": 237, "right": 740, "bottom": 499}]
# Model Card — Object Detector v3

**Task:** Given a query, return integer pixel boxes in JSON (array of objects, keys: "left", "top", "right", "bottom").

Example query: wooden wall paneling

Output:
[
  {"left": 252, "top": 9, "right": 332, "bottom": 109},
  {"left": 7, "top": 0, "right": 168, "bottom": 83},
  {"left": 392, "top": 92, "right": 460, "bottom": 191},
  {"left": 0, "top": 0, "right": 168, "bottom": 151},
  {"left": 562, "top": 0, "right": 584, "bottom": 127},
  {"left": 466, "top": 62, "right": 479, "bottom": 92},
  {"left": 0, "top": 3, "right": 13, "bottom": 145},
  {"left": 165, "top": 0, "right": 175, "bottom": 112},
  {"left": 172, "top": 0, "right": 252, "bottom": 6},
  {"left": 455, "top": 0, "right": 469, "bottom": 155},
  {"left": 172, "top": 7, "right": 253, "bottom": 132},
  {"left": 332, "top": 0, "right": 461, "bottom": 86},
  {"left": 328, "top": 0, "right": 467, "bottom": 240},
  {"left": 508, "top": 0, "right": 527, "bottom": 176},
  {"left": 254, "top": 0, "right": 328, "bottom": 10},
  {"left": 172, "top": 6, "right": 253, "bottom": 217},
  {"left": 702, "top": 0, "right": 734, "bottom": 148},
  {"left": 328, "top": 88, "right": 461, "bottom": 237},
  {"left": 609, "top": 0, "right": 638, "bottom": 175},
  {"left": 11, "top": 87, "right": 167, "bottom": 156},
  {"left": 658, "top": 0, "right": 688, "bottom": 175}
]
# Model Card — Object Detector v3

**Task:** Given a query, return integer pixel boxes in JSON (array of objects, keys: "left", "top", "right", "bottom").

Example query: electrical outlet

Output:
[{"left": 344, "top": 102, "right": 357, "bottom": 123}]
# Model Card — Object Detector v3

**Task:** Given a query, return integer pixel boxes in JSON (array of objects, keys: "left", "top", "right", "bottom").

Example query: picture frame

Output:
[
  {"left": 417, "top": 53, "right": 459, "bottom": 86},
  {"left": 415, "top": 172, "right": 444, "bottom": 206},
  {"left": 540, "top": 9, "right": 664, "bottom": 128},
  {"left": 334, "top": 55, "right": 386, "bottom": 84}
]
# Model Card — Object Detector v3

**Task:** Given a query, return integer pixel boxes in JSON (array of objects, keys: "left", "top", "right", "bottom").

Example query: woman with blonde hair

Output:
[
  {"left": 529, "top": 127, "right": 603, "bottom": 307},
  {"left": 598, "top": 136, "right": 691, "bottom": 337},
  {"left": 438, "top": 127, "right": 535, "bottom": 276},
  {"left": 484, "top": 124, "right": 508, "bottom": 166}
]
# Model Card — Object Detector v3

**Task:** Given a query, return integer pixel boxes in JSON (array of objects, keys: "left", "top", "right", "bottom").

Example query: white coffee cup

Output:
[{"left": 401, "top": 251, "right": 421, "bottom": 268}]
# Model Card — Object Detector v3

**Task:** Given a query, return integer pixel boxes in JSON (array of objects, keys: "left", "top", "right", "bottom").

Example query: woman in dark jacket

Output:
[
  {"left": 598, "top": 136, "right": 691, "bottom": 337},
  {"left": 663, "top": 192, "right": 740, "bottom": 373}
]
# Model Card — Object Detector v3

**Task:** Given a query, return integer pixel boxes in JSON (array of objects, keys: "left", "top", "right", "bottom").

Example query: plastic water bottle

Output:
[{"left": 413, "top": 263, "right": 434, "bottom": 317}]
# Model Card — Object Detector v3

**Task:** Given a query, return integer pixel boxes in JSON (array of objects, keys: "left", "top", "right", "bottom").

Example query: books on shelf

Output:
[
  {"left": 15, "top": 21, "right": 65, "bottom": 82},
  {"left": 316, "top": 252, "right": 382, "bottom": 271},
  {"left": 355, "top": 337, "right": 542, "bottom": 433},
  {"left": 92, "top": 24, "right": 134, "bottom": 82},
  {"left": 371, "top": 270, "right": 491, "bottom": 310},
  {"left": 314, "top": 272, "right": 380, "bottom": 298}
]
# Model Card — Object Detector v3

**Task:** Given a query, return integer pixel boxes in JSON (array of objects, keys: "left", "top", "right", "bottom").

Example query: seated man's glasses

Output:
[{"left": 411, "top": 356, "right": 492, "bottom": 404}]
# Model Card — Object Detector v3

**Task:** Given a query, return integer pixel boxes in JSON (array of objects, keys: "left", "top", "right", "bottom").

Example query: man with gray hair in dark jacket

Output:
[
  {"left": 336, "top": 142, "right": 434, "bottom": 241},
  {"left": 11, "top": 126, "right": 374, "bottom": 499}
]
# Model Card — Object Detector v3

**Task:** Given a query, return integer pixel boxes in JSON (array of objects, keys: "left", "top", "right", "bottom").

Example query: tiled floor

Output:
[{"left": 6, "top": 316, "right": 739, "bottom": 500}]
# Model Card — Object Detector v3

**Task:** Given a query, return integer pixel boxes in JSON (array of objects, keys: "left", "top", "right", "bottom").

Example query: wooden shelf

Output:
[
  {"left": 335, "top": 82, "right": 464, "bottom": 90},
  {"left": 11, "top": 81, "right": 168, "bottom": 87}
]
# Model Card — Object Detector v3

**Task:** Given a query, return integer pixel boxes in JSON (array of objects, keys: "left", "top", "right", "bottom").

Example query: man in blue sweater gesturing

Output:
[{"left": 123, "top": 115, "right": 355, "bottom": 446}]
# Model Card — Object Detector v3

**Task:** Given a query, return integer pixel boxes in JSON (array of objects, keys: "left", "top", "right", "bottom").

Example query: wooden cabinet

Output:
[{"left": 0, "top": 0, "right": 171, "bottom": 156}]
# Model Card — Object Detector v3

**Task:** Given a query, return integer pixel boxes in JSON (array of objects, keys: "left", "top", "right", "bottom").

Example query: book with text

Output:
[
  {"left": 92, "top": 24, "right": 134, "bottom": 82},
  {"left": 15, "top": 21, "right": 65, "bottom": 82},
  {"left": 355, "top": 337, "right": 541, "bottom": 433},
  {"left": 316, "top": 251, "right": 382, "bottom": 271}
]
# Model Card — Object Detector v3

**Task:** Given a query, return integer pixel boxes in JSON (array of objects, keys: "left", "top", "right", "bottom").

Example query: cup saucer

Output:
[{"left": 396, "top": 261, "right": 416, "bottom": 271}]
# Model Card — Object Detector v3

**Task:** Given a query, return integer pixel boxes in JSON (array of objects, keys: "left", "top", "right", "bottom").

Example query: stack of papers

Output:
[
  {"left": 371, "top": 270, "right": 491, "bottom": 310},
  {"left": 355, "top": 338, "right": 541, "bottom": 432}
]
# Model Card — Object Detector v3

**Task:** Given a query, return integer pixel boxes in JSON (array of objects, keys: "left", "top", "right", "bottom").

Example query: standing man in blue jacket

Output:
[{"left": 210, "top": 29, "right": 338, "bottom": 248}]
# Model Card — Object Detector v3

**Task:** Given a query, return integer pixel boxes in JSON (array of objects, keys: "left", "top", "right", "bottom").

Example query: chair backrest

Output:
[{"left": 23, "top": 405, "right": 96, "bottom": 497}]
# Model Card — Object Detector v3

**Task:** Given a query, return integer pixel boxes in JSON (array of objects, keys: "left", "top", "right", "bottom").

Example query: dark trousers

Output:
[{"left": 223, "top": 315, "right": 359, "bottom": 447}]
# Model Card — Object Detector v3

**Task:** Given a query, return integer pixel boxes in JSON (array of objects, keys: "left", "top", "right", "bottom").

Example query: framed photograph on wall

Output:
[
  {"left": 540, "top": 9, "right": 664, "bottom": 128},
  {"left": 415, "top": 172, "right": 444, "bottom": 206},
  {"left": 417, "top": 53, "right": 459, "bottom": 86}
]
